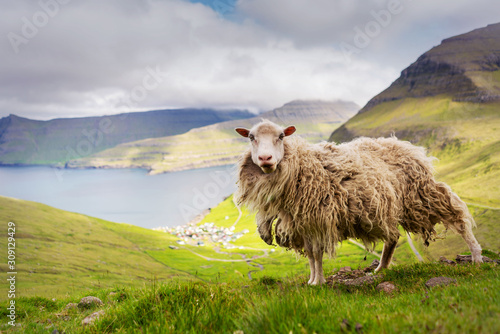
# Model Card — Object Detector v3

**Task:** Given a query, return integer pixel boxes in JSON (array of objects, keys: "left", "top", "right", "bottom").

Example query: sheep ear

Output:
[
  {"left": 284, "top": 126, "right": 296, "bottom": 136},
  {"left": 235, "top": 128, "right": 250, "bottom": 138}
]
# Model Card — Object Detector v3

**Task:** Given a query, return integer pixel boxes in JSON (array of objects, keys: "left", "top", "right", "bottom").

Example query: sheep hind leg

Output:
[
  {"left": 307, "top": 255, "right": 316, "bottom": 285},
  {"left": 459, "top": 221, "right": 483, "bottom": 264},
  {"left": 375, "top": 238, "right": 398, "bottom": 272}
]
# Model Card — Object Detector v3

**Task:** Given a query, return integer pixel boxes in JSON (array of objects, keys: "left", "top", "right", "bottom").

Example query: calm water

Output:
[{"left": 0, "top": 165, "right": 237, "bottom": 229}]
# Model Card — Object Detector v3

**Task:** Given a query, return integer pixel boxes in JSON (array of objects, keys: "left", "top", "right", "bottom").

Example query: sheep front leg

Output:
[
  {"left": 304, "top": 238, "right": 315, "bottom": 284},
  {"left": 375, "top": 238, "right": 398, "bottom": 272},
  {"left": 304, "top": 238, "right": 325, "bottom": 285}
]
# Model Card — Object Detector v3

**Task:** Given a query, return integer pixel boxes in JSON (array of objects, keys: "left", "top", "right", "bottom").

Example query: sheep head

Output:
[{"left": 235, "top": 120, "right": 296, "bottom": 174}]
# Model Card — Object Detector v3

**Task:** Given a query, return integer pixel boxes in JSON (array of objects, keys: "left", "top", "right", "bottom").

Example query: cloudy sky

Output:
[{"left": 1, "top": 0, "right": 499, "bottom": 120}]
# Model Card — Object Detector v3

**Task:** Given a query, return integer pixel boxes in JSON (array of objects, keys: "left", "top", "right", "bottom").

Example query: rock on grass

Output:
[
  {"left": 78, "top": 296, "right": 103, "bottom": 310},
  {"left": 82, "top": 310, "right": 105, "bottom": 326},
  {"left": 425, "top": 277, "right": 457, "bottom": 288},
  {"left": 376, "top": 281, "right": 397, "bottom": 294}
]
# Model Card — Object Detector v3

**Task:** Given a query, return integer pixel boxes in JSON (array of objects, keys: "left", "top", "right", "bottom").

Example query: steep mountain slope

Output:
[
  {"left": 328, "top": 23, "right": 500, "bottom": 260},
  {"left": 330, "top": 23, "right": 500, "bottom": 207},
  {"left": 0, "top": 108, "right": 253, "bottom": 165},
  {"left": 358, "top": 22, "right": 500, "bottom": 113},
  {"left": 67, "top": 100, "right": 359, "bottom": 174}
]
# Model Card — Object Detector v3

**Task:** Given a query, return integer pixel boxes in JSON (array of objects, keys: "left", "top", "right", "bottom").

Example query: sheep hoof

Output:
[
  {"left": 309, "top": 280, "right": 325, "bottom": 286},
  {"left": 308, "top": 277, "right": 326, "bottom": 285},
  {"left": 472, "top": 256, "right": 484, "bottom": 264}
]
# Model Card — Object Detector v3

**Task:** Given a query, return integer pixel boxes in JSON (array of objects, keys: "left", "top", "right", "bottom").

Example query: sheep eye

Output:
[
  {"left": 249, "top": 134, "right": 255, "bottom": 141},
  {"left": 279, "top": 133, "right": 284, "bottom": 140}
]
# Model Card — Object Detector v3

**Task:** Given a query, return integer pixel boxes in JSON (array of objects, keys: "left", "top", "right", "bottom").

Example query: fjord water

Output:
[{"left": 0, "top": 165, "right": 236, "bottom": 229}]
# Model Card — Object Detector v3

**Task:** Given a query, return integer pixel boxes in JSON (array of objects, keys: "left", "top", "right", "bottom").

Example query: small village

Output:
[{"left": 154, "top": 222, "right": 250, "bottom": 249}]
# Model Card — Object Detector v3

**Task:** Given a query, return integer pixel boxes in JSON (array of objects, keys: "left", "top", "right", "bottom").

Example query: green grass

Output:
[{"left": 2, "top": 262, "right": 498, "bottom": 333}]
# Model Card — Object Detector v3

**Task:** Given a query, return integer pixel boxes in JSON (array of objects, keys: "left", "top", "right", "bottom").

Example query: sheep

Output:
[{"left": 234, "top": 119, "right": 483, "bottom": 285}]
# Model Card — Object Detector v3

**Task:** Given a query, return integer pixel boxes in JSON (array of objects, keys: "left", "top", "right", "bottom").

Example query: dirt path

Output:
[
  {"left": 180, "top": 245, "right": 268, "bottom": 280},
  {"left": 231, "top": 196, "right": 243, "bottom": 228},
  {"left": 213, "top": 246, "right": 267, "bottom": 280}
]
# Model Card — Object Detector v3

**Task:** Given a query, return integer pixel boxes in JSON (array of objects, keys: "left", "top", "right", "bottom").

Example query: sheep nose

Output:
[{"left": 258, "top": 155, "right": 272, "bottom": 162}]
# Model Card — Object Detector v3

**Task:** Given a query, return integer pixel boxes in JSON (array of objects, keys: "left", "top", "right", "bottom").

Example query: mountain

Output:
[
  {"left": 329, "top": 23, "right": 500, "bottom": 210},
  {"left": 359, "top": 22, "right": 500, "bottom": 114},
  {"left": 0, "top": 108, "right": 253, "bottom": 165},
  {"left": 67, "top": 100, "right": 359, "bottom": 174}
]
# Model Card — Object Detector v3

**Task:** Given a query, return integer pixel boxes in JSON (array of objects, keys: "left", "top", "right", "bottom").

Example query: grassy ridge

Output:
[
  {"left": 68, "top": 121, "right": 345, "bottom": 175},
  {"left": 0, "top": 109, "right": 253, "bottom": 165}
]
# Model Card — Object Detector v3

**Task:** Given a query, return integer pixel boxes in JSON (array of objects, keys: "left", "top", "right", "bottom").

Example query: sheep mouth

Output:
[{"left": 260, "top": 164, "right": 276, "bottom": 174}]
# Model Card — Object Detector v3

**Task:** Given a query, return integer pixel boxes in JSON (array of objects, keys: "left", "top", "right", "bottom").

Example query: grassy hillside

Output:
[
  {"left": 0, "top": 109, "right": 252, "bottom": 166},
  {"left": 1, "top": 194, "right": 404, "bottom": 301},
  {"left": 67, "top": 100, "right": 359, "bottom": 174},
  {"left": 331, "top": 97, "right": 499, "bottom": 207},
  {"left": 0, "top": 196, "right": 192, "bottom": 298}
]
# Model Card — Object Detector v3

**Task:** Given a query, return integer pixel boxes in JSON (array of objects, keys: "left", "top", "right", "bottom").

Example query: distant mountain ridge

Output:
[
  {"left": 201, "top": 99, "right": 359, "bottom": 132},
  {"left": 263, "top": 99, "right": 357, "bottom": 121},
  {"left": 68, "top": 99, "right": 359, "bottom": 174},
  {"left": 359, "top": 23, "right": 500, "bottom": 114},
  {"left": 0, "top": 108, "right": 253, "bottom": 165}
]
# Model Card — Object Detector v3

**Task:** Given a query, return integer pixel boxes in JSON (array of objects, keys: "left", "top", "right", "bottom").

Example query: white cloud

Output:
[{"left": 0, "top": 0, "right": 498, "bottom": 119}]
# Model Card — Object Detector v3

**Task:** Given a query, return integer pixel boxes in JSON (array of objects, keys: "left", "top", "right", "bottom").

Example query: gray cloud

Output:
[{"left": 0, "top": 0, "right": 498, "bottom": 119}]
